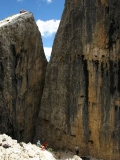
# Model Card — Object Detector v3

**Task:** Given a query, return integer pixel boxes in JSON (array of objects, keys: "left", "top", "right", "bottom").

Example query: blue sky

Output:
[{"left": 0, "top": 0, "right": 65, "bottom": 61}]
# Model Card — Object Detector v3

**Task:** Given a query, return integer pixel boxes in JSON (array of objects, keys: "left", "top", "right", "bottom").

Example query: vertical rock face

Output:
[
  {"left": 35, "top": 0, "right": 120, "bottom": 160},
  {"left": 0, "top": 12, "right": 47, "bottom": 142}
]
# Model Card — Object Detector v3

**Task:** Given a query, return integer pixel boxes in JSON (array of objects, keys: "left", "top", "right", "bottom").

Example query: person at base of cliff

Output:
[
  {"left": 57, "top": 152, "right": 61, "bottom": 159},
  {"left": 37, "top": 140, "right": 41, "bottom": 147},
  {"left": 75, "top": 145, "right": 79, "bottom": 155},
  {"left": 43, "top": 142, "right": 48, "bottom": 149},
  {"left": 41, "top": 145, "right": 45, "bottom": 150}
]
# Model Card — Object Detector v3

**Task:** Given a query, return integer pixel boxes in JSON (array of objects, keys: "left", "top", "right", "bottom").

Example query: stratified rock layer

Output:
[
  {"left": 0, "top": 12, "right": 47, "bottom": 142},
  {"left": 35, "top": 0, "right": 120, "bottom": 160}
]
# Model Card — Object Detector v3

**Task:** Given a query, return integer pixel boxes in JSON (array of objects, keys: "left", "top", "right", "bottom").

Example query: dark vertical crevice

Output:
[
  {"left": 66, "top": 64, "right": 71, "bottom": 135},
  {"left": 118, "top": 60, "right": 120, "bottom": 93},
  {"left": 0, "top": 62, "right": 4, "bottom": 91},
  {"left": 93, "top": 60, "right": 99, "bottom": 100},
  {"left": 94, "top": 60, "right": 99, "bottom": 71},
  {"left": 10, "top": 44, "right": 18, "bottom": 140},
  {"left": 6, "top": 120, "right": 16, "bottom": 139},
  {"left": 101, "top": 62, "right": 104, "bottom": 77},
  {"left": 81, "top": 56, "right": 89, "bottom": 146},
  {"left": 108, "top": 18, "right": 118, "bottom": 50},
  {"left": 109, "top": 60, "right": 115, "bottom": 94},
  {"left": 114, "top": 105, "right": 120, "bottom": 151},
  {"left": 71, "top": 61, "right": 78, "bottom": 123},
  {"left": 83, "top": 59, "right": 89, "bottom": 107},
  {"left": 105, "top": 6, "right": 109, "bottom": 15}
]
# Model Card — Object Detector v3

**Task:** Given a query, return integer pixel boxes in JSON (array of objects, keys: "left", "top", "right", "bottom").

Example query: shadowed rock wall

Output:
[
  {"left": 35, "top": 0, "right": 120, "bottom": 159},
  {"left": 0, "top": 12, "right": 47, "bottom": 142}
]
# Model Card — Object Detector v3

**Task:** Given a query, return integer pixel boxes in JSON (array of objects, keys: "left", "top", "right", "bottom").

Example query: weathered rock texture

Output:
[
  {"left": 35, "top": 0, "right": 120, "bottom": 160},
  {"left": 0, "top": 12, "right": 47, "bottom": 142},
  {"left": 0, "top": 134, "right": 56, "bottom": 160}
]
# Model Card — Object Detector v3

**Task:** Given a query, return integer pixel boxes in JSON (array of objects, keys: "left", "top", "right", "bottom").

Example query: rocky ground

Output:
[{"left": 0, "top": 134, "right": 103, "bottom": 160}]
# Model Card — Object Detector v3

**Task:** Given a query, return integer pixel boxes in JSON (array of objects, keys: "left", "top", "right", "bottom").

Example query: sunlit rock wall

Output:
[{"left": 35, "top": 0, "right": 120, "bottom": 159}]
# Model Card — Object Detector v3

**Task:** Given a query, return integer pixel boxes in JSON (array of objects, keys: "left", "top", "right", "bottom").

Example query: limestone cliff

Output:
[
  {"left": 35, "top": 0, "right": 120, "bottom": 160},
  {"left": 0, "top": 12, "right": 47, "bottom": 142}
]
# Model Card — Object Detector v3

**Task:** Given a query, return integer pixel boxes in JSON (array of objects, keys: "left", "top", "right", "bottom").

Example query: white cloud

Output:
[
  {"left": 47, "top": 0, "right": 52, "bottom": 3},
  {"left": 42, "top": 0, "right": 52, "bottom": 3},
  {"left": 36, "top": 19, "right": 60, "bottom": 37},
  {"left": 44, "top": 47, "right": 52, "bottom": 61}
]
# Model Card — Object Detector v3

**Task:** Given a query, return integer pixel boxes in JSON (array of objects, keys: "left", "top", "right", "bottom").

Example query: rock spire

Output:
[{"left": 0, "top": 12, "right": 47, "bottom": 142}]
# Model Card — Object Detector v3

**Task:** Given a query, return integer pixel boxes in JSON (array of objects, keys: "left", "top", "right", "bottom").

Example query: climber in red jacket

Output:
[{"left": 43, "top": 142, "right": 48, "bottom": 149}]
